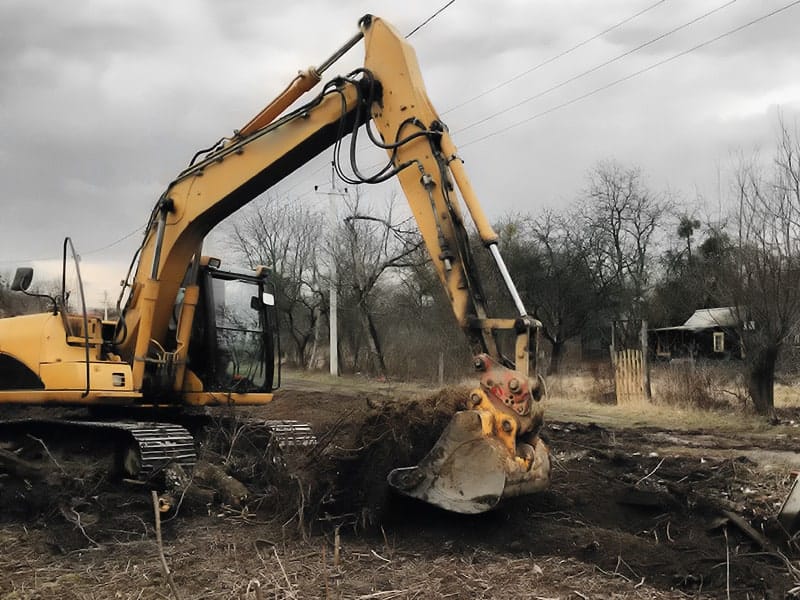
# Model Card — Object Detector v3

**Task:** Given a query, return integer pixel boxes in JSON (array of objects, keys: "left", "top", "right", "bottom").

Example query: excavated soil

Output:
[{"left": 1, "top": 384, "right": 799, "bottom": 599}]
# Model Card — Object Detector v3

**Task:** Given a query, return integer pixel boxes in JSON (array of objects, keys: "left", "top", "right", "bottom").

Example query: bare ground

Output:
[{"left": 1, "top": 379, "right": 799, "bottom": 599}]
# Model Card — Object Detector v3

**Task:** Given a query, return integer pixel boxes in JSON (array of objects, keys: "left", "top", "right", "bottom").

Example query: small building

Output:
[{"left": 650, "top": 307, "right": 744, "bottom": 361}]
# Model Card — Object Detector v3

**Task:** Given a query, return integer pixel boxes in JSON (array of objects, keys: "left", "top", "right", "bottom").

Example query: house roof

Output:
[{"left": 682, "top": 307, "right": 738, "bottom": 330}]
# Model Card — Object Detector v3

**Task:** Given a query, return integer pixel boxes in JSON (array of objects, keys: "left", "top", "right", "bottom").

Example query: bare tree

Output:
[
  {"left": 731, "top": 117, "right": 800, "bottom": 416},
  {"left": 0, "top": 271, "right": 58, "bottom": 317},
  {"left": 228, "top": 194, "right": 325, "bottom": 367},
  {"left": 650, "top": 219, "right": 736, "bottom": 328},
  {"left": 569, "top": 161, "right": 670, "bottom": 346},
  {"left": 677, "top": 214, "right": 703, "bottom": 262},
  {"left": 384, "top": 252, "right": 472, "bottom": 380},
  {"left": 332, "top": 191, "right": 424, "bottom": 376},
  {"left": 497, "top": 212, "right": 595, "bottom": 374}
]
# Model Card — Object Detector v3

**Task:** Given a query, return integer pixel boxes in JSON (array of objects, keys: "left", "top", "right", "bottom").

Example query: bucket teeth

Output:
[{"left": 387, "top": 410, "right": 550, "bottom": 514}]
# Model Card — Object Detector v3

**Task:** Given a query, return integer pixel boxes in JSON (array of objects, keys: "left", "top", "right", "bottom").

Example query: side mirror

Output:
[
  {"left": 251, "top": 293, "right": 276, "bottom": 310},
  {"left": 11, "top": 267, "right": 33, "bottom": 292}
]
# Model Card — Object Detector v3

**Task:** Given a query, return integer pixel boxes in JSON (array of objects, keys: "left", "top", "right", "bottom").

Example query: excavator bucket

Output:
[{"left": 387, "top": 409, "right": 550, "bottom": 514}]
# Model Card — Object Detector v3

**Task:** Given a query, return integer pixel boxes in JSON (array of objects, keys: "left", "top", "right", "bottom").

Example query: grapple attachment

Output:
[{"left": 387, "top": 354, "right": 550, "bottom": 514}]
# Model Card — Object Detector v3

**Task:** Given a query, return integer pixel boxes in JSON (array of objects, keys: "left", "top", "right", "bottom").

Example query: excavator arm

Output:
[
  {"left": 358, "top": 16, "right": 550, "bottom": 512},
  {"left": 116, "top": 14, "right": 549, "bottom": 512}
]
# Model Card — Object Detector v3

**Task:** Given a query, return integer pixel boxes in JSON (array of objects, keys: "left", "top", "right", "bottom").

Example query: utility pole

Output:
[
  {"left": 315, "top": 163, "right": 349, "bottom": 377},
  {"left": 102, "top": 290, "right": 110, "bottom": 320},
  {"left": 329, "top": 261, "right": 338, "bottom": 376}
]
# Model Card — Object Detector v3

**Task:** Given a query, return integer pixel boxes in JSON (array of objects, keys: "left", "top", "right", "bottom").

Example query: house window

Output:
[{"left": 713, "top": 332, "right": 725, "bottom": 353}]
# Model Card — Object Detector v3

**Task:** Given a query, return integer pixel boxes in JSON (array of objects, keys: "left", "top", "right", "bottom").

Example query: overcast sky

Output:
[{"left": 1, "top": 0, "right": 799, "bottom": 306}]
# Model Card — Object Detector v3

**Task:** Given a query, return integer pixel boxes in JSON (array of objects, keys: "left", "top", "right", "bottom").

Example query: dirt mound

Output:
[
  {"left": 322, "top": 420, "right": 791, "bottom": 598},
  {"left": 305, "top": 406, "right": 800, "bottom": 597},
  {"left": 324, "top": 387, "right": 469, "bottom": 524}
]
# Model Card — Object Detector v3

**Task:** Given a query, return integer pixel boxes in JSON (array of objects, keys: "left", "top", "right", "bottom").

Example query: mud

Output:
[{"left": 1, "top": 386, "right": 799, "bottom": 598}]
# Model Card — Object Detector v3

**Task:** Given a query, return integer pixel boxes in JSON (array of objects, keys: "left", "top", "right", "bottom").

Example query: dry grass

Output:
[
  {"left": 544, "top": 365, "right": 800, "bottom": 437},
  {"left": 0, "top": 519, "right": 705, "bottom": 599},
  {"left": 281, "top": 369, "right": 433, "bottom": 398},
  {"left": 775, "top": 380, "right": 800, "bottom": 408}
]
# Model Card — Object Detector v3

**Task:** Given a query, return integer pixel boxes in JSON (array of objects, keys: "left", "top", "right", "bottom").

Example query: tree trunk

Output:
[
  {"left": 547, "top": 339, "right": 565, "bottom": 375},
  {"left": 358, "top": 300, "right": 387, "bottom": 377},
  {"left": 307, "top": 306, "right": 320, "bottom": 370},
  {"left": 747, "top": 345, "right": 778, "bottom": 418}
]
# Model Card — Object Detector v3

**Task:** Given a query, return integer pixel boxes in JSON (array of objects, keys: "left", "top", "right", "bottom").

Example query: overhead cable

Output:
[
  {"left": 442, "top": 0, "right": 668, "bottom": 115},
  {"left": 461, "top": 0, "right": 800, "bottom": 148},
  {"left": 406, "top": 0, "right": 456, "bottom": 38},
  {"left": 456, "top": 0, "right": 738, "bottom": 135}
]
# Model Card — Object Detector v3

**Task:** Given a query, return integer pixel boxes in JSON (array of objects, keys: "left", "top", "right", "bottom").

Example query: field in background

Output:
[
  {"left": 545, "top": 362, "right": 800, "bottom": 433},
  {"left": 285, "top": 362, "right": 800, "bottom": 434}
]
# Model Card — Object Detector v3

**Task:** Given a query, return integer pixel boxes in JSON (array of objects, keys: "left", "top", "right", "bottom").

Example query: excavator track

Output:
[
  {"left": 108, "top": 421, "right": 197, "bottom": 478},
  {"left": 0, "top": 418, "right": 197, "bottom": 481},
  {"left": 0, "top": 415, "right": 313, "bottom": 483},
  {"left": 159, "top": 411, "right": 317, "bottom": 451}
]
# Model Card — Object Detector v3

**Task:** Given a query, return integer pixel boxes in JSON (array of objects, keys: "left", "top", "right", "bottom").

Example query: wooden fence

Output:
[{"left": 613, "top": 349, "right": 645, "bottom": 406}]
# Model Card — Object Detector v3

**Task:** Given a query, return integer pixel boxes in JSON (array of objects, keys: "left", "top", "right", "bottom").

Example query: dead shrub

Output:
[
  {"left": 587, "top": 360, "right": 616, "bottom": 404},
  {"left": 652, "top": 362, "right": 747, "bottom": 411}
]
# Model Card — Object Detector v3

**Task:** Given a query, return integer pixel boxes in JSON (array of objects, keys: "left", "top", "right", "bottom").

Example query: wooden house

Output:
[{"left": 650, "top": 307, "right": 744, "bottom": 361}]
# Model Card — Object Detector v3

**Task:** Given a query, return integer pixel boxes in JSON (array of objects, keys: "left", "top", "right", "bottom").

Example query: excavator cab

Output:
[{"left": 185, "top": 260, "right": 278, "bottom": 394}]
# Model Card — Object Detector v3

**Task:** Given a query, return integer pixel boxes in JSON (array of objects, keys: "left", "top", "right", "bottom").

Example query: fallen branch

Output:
[
  {"left": 272, "top": 547, "right": 297, "bottom": 599},
  {"left": 0, "top": 448, "right": 43, "bottom": 479},
  {"left": 635, "top": 457, "right": 666, "bottom": 486},
  {"left": 718, "top": 510, "right": 800, "bottom": 581},
  {"left": 151, "top": 490, "right": 182, "bottom": 600},
  {"left": 27, "top": 435, "right": 67, "bottom": 476},
  {"left": 334, "top": 526, "right": 341, "bottom": 567},
  {"left": 720, "top": 510, "right": 776, "bottom": 554},
  {"left": 370, "top": 549, "right": 391, "bottom": 563},
  {"left": 65, "top": 507, "right": 100, "bottom": 548}
]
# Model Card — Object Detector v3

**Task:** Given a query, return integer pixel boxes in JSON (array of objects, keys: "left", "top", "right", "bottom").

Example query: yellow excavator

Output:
[{"left": 0, "top": 15, "right": 549, "bottom": 514}]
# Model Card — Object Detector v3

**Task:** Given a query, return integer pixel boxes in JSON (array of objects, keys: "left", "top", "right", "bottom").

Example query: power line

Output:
[
  {"left": 0, "top": 225, "right": 146, "bottom": 265},
  {"left": 406, "top": 0, "right": 456, "bottom": 38},
  {"left": 265, "top": 0, "right": 736, "bottom": 203},
  {"left": 277, "top": 1, "right": 669, "bottom": 199},
  {"left": 281, "top": 159, "right": 332, "bottom": 195},
  {"left": 442, "top": 0, "right": 668, "bottom": 115},
  {"left": 280, "top": 1, "right": 667, "bottom": 199},
  {"left": 278, "top": 0, "right": 455, "bottom": 200},
  {"left": 455, "top": 0, "right": 737, "bottom": 136},
  {"left": 461, "top": 0, "right": 800, "bottom": 148},
  {"left": 82, "top": 226, "right": 146, "bottom": 256}
]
